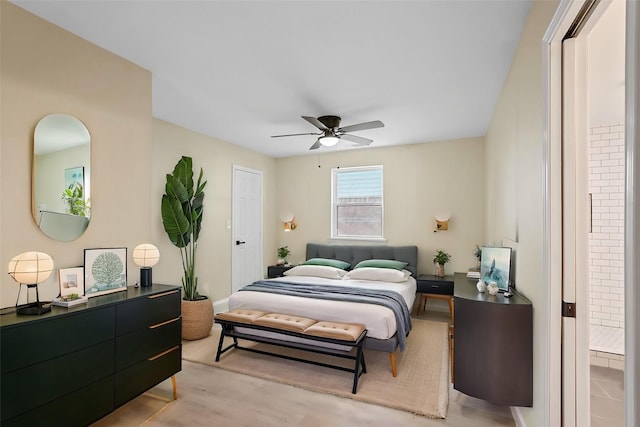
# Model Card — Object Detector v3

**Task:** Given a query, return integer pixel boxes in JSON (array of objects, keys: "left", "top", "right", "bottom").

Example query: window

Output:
[{"left": 331, "top": 165, "right": 383, "bottom": 239}]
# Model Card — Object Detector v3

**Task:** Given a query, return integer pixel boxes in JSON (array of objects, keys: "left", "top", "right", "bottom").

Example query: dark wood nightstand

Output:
[
  {"left": 267, "top": 265, "right": 294, "bottom": 278},
  {"left": 415, "top": 274, "right": 455, "bottom": 323}
]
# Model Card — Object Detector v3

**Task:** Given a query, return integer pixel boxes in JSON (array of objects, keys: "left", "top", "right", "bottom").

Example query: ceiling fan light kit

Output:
[{"left": 272, "top": 114, "right": 384, "bottom": 150}]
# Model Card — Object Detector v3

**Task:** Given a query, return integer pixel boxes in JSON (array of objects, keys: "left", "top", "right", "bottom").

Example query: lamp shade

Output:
[
  {"left": 8, "top": 252, "right": 54, "bottom": 284},
  {"left": 132, "top": 244, "right": 160, "bottom": 267},
  {"left": 319, "top": 135, "right": 339, "bottom": 147}
]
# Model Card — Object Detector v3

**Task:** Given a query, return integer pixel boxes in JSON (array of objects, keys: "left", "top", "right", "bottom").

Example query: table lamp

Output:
[
  {"left": 8, "top": 251, "right": 54, "bottom": 315},
  {"left": 132, "top": 243, "right": 160, "bottom": 287}
]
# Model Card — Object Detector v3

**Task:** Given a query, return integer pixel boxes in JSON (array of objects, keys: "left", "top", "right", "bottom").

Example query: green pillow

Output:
[
  {"left": 354, "top": 259, "right": 408, "bottom": 271},
  {"left": 303, "top": 258, "right": 350, "bottom": 270}
]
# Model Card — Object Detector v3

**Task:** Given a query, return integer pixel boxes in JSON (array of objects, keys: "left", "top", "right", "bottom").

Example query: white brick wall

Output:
[{"left": 589, "top": 123, "right": 625, "bottom": 331}]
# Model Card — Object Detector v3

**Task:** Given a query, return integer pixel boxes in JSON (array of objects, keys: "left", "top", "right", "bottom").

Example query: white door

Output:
[
  {"left": 231, "top": 165, "right": 263, "bottom": 293},
  {"left": 561, "top": 36, "right": 591, "bottom": 427}
]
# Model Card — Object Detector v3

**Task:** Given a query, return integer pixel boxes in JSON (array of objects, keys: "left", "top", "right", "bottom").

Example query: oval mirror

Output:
[{"left": 32, "top": 114, "right": 91, "bottom": 241}]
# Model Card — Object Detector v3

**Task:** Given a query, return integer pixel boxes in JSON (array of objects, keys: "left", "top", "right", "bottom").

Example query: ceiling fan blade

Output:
[
  {"left": 340, "top": 134, "right": 373, "bottom": 145},
  {"left": 302, "top": 116, "right": 328, "bottom": 131},
  {"left": 271, "top": 132, "right": 320, "bottom": 138},
  {"left": 339, "top": 120, "right": 384, "bottom": 133},
  {"left": 309, "top": 140, "right": 322, "bottom": 150}
]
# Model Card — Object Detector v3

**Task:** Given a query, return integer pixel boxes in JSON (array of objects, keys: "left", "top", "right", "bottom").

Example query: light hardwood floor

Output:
[{"left": 95, "top": 301, "right": 516, "bottom": 427}]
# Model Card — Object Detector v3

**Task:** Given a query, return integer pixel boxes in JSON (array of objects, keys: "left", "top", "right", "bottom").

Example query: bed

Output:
[{"left": 227, "top": 243, "right": 418, "bottom": 376}]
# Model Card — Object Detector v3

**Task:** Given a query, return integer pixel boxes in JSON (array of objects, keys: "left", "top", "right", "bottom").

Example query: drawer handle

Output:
[
  {"left": 148, "top": 345, "right": 180, "bottom": 361},
  {"left": 149, "top": 317, "right": 181, "bottom": 329},
  {"left": 431, "top": 284, "right": 440, "bottom": 288},
  {"left": 148, "top": 290, "right": 179, "bottom": 299}
]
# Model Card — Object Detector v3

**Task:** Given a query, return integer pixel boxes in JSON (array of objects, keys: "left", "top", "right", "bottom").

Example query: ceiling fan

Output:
[{"left": 271, "top": 115, "right": 384, "bottom": 150}]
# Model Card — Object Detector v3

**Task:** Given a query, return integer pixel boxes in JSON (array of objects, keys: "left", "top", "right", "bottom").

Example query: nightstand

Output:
[
  {"left": 267, "top": 265, "right": 294, "bottom": 278},
  {"left": 415, "top": 274, "right": 455, "bottom": 323}
]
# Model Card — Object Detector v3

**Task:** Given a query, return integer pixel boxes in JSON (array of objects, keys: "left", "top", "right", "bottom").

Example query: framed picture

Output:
[
  {"left": 58, "top": 267, "right": 84, "bottom": 297},
  {"left": 84, "top": 247, "right": 127, "bottom": 297},
  {"left": 65, "top": 166, "right": 84, "bottom": 190},
  {"left": 480, "top": 246, "right": 512, "bottom": 291}
]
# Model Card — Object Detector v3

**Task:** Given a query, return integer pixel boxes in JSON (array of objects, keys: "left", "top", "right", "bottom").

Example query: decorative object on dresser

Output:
[
  {"left": 161, "top": 155, "right": 212, "bottom": 340},
  {"left": 133, "top": 243, "right": 160, "bottom": 287},
  {"left": 432, "top": 250, "right": 451, "bottom": 278},
  {"left": 7, "top": 251, "right": 54, "bottom": 315},
  {"left": 479, "top": 246, "right": 512, "bottom": 292},
  {"left": 0, "top": 284, "right": 182, "bottom": 426},
  {"left": 52, "top": 266, "right": 87, "bottom": 307},
  {"left": 84, "top": 247, "right": 127, "bottom": 297},
  {"left": 276, "top": 245, "right": 291, "bottom": 265}
]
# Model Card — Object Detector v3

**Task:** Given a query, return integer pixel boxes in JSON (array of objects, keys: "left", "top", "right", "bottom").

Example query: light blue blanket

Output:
[{"left": 239, "top": 280, "right": 412, "bottom": 351}]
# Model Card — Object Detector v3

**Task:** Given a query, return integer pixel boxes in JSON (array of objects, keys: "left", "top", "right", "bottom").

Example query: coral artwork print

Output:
[{"left": 84, "top": 248, "right": 127, "bottom": 297}]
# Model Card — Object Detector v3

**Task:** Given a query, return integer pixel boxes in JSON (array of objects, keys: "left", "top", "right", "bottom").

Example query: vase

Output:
[
  {"left": 487, "top": 282, "right": 499, "bottom": 296},
  {"left": 436, "top": 264, "right": 445, "bottom": 278},
  {"left": 181, "top": 297, "right": 214, "bottom": 340}
]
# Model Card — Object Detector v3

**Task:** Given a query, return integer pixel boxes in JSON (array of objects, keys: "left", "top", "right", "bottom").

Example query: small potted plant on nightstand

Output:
[
  {"left": 433, "top": 250, "right": 452, "bottom": 278},
  {"left": 277, "top": 246, "right": 290, "bottom": 266}
]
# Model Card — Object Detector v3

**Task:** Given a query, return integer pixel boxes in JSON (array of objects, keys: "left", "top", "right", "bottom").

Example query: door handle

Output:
[{"left": 236, "top": 240, "right": 246, "bottom": 245}]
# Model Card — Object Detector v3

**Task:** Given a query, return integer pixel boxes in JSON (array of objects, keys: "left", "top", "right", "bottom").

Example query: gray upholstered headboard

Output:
[{"left": 305, "top": 243, "right": 418, "bottom": 277}]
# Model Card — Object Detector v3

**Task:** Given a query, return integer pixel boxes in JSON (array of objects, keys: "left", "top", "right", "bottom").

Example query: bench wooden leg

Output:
[{"left": 389, "top": 352, "right": 398, "bottom": 377}]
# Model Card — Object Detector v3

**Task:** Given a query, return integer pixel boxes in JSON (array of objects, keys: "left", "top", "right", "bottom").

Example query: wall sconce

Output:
[
  {"left": 7, "top": 251, "right": 54, "bottom": 315},
  {"left": 283, "top": 217, "right": 297, "bottom": 232},
  {"left": 133, "top": 243, "right": 160, "bottom": 287},
  {"left": 434, "top": 214, "right": 451, "bottom": 232}
]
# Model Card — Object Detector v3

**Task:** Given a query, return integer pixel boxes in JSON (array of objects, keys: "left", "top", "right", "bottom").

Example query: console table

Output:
[
  {"left": 453, "top": 273, "right": 532, "bottom": 406},
  {"left": 0, "top": 284, "right": 182, "bottom": 426}
]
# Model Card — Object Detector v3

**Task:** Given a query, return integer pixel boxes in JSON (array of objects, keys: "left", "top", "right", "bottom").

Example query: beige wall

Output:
[
  {"left": 485, "top": 1, "right": 560, "bottom": 424},
  {"left": 0, "top": 2, "right": 152, "bottom": 306},
  {"left": 275, "top": 138, "right": 485, "bottom": 275},
  {"left": 151, "top": 119, "right": 277, "bottom": 303}
]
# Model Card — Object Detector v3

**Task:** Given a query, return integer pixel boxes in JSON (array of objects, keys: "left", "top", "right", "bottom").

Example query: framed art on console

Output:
[
  {"left": 84, "top": 247, "right": 127, "bottom": 297},
  {"left": 480, "top": 246, "right": 512, "bottom": 291}
]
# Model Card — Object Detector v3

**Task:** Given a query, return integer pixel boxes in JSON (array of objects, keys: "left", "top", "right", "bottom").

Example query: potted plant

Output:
[
  {"left": 473, "top": 245, "right": 482, "bottom": 269},
  {"left": 61, "top": 181, "right": 90, "bottom": 217},
  {"left": 433, "top": 250, "right": 452, "bottom": 278},
  {"left": 277, "top": 246, "right": 290, "bottom": 266},
  {"left": 161, "top": 156, "right": 212, "bottom": 340}
]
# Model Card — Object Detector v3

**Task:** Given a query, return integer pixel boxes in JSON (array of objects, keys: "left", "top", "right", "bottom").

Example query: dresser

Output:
[
  {"left": 453, "top": 273, "right": 532, "bottom": 406},
  {"left": 0, "top": 284, "right": 181, "bottom": 426}
]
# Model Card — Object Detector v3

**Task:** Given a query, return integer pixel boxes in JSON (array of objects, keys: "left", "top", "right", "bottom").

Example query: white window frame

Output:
[{"left": 330, "top": 165, "right": 385, "bottom": 241}]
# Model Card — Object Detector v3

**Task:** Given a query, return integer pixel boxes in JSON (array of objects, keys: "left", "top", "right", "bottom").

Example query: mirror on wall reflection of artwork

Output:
[{"left": 33, "top": 114, "right": 91, "bottom": 241}]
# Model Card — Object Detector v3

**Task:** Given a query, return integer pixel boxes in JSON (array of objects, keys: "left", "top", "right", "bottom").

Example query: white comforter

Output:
[{"left": 227, "top": 275, "right": 416, "bottom": 340}]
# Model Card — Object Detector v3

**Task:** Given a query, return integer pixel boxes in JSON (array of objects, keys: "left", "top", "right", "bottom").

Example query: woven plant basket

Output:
[{"left": 181, "top": 298, "right": 214, "bottom": 340}]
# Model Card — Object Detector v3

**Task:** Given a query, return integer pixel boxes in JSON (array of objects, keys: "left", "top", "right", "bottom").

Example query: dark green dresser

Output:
[{"left": 0, "top": 284, "right": 181, "bottom": 426}]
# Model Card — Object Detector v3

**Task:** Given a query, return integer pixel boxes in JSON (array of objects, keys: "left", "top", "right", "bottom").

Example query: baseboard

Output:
[
  {"left": 511, "top": 406, "right": 526, "bottom": 427},
  {"left": 213, "top": 297, "right": 229, "bottom": 314}
]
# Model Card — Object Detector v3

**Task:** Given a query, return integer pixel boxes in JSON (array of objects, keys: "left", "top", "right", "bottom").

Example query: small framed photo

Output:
[
  {"left": 480, "top": 246, "right": 512, "bottom": 292},
  {"left": 84, "top": 247, "right": 127, "bottom": 298},
  {"left": 58, "top": 267, "right": 84, "bottom": 298}
]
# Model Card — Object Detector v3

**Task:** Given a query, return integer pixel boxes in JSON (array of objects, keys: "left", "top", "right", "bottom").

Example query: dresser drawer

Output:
[
  {"left": 0, "top": 306, "right": 115, "bottom": 374},
  {"left": 1, "top": 340, "right": 114, "bottom": 422},
  {"left": 114, "top": 344, "right": 181, "bottom": 407},
  {"left": 116, "top": 316, "right": 181, "bottom": 370},
  {"left": 2, "top": 376, "right": 114, "bottom": 427},
  {"left": 116, "top": 289, "right": 180, "bottom": 335}
]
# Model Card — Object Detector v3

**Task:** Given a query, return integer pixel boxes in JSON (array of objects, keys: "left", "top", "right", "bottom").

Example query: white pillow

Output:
[
  {"left": 283, "top": 264, "right": 347, "bottom": 279},
  {"left": 343, "top": 267, "right": 411, "bottom": 283}
]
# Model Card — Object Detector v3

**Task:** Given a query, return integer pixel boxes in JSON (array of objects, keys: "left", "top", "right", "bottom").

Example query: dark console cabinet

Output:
[
  {"left": 453, "top": 273, "right": 533, "bottom": 407},
  {"left": 0, "top": 284, "right": 181, "bottom": 426}
]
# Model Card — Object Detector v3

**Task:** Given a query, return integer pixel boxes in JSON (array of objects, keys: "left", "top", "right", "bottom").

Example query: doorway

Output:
[
  {"left": 231, "top": 165, "right": 263, "bottom": 294},
  {"left": 544, "top": 0, "right": 638, "bottom": 425}
]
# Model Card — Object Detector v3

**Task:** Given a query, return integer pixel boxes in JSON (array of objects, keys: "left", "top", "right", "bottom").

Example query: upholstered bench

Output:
[{"left": 214, "top": 309, "right": 367, "bottom": 394}]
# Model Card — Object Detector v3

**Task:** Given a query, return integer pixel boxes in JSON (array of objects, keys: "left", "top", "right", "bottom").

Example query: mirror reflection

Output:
[{"left": 33, "top": 114, "right": 91, "bottom": 241}]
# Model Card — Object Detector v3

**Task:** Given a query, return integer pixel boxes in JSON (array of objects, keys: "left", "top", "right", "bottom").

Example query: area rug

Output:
[{"left": 181, "top": 318, "right": 449, "bottom": 418}]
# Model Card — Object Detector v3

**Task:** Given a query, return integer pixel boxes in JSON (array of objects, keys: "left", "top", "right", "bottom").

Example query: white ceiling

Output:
[{"left": 13, "top": 0, "right": 532, "bottom": 158}]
